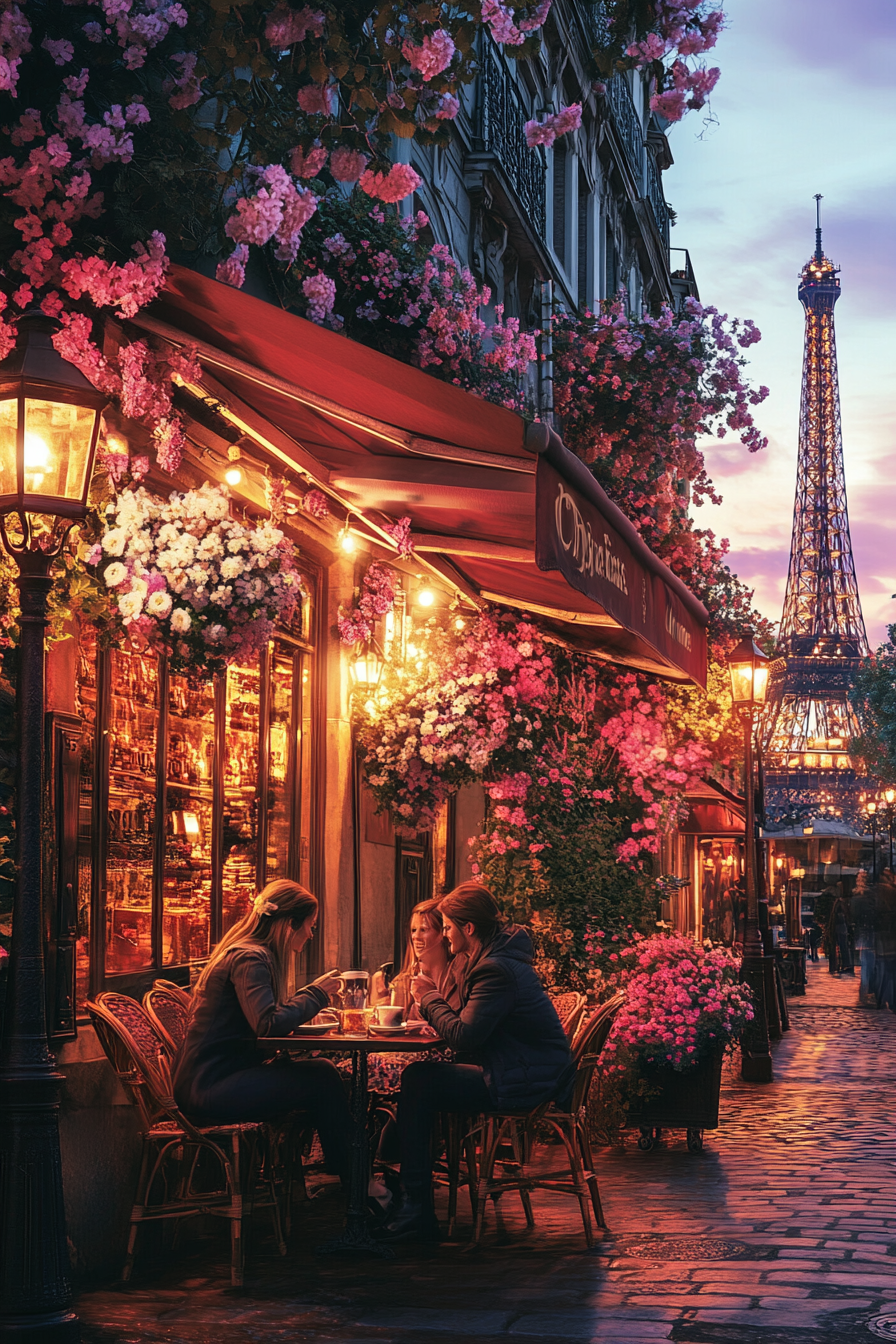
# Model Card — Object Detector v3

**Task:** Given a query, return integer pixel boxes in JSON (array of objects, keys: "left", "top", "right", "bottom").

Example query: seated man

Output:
[{"left": 379, "top": 883, "right": 574, "bottom": 1243}]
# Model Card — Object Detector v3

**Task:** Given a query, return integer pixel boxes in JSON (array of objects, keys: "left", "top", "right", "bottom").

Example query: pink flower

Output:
[
  {"left": 216, "top": 244, "right": 249, "bottom": 289},
  {"left": 402, "top": 30, "right": 456, "bottom": 81},
  {"left": 650, "top": 89, "right": 688, "bottom": 122},
  {"left": 435, "top": 93, "right": 460, "bottom": 120},
  {"left": 329, "top": 146, "right": 368, "bottom": 182},
  {"left": 359, "top": 163, "right": 422, "bottom": 204},
  {"left": 384, "top": 514, "right": 414, "bottom": 557},
  {"left": 302, "top": 271, "right": 336, "bottom": 323},
  {"left": 524, "top": 103, "right": 581, "bottom": 148},
  {"left": 296, "top": 82, "right": 333, "bottom": 116},
  {"left": 153, "top": 416, "right": 185, "bottom": 475},
  {"left": 265, "top": 5, "right": 324, "bottom": 47},
  {"left": 301, "top": 488, "right": 330, "bottom": 519},
  {"left": 42, "top": 37, "right": 73, "bottom": 65},
  {"left": 290, "top": 142, "right": 328, "bottom": 177}
]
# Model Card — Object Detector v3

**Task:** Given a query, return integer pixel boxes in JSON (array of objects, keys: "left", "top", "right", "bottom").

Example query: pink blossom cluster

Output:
[
  {"left": 359, "top": 163, "right": 422, "bottom": 204},
  {"left": 60, "top": 231, "right": 168, "bottom": 318},
  {"left": 402, "top": 29, "right": 456, "bottom": 81},
  {"left": 383, "top": 514, "right": 415, "bottom": 557},
  {"left": 601, "top": 932, "right": 754, "bottom": 1072},
  {"left": 485, "top": 307, "right": 537, "bottom": 376},
  {"left": 481, "top": 0, "right": 552, "bottom": 47},
  {"left": 302, "top": 271, "right": 336, "bottom": 323},
  {"left": 524, "top": 103, "right": 582, "bottom": 149},
  {"left": 329, "top": 145, "right": 368, "bottom": 183},
  {"left": 290, "top": 142, "right": 328, "bottom": 178},
  {"left": 620, "top": 1, "right": 725, "bottom": 123},
  {"left": 296, "top": 82, "right": 333, "bottom": 116},
  {"left": 223, "top": 163, "right": 318, "bottom": 267},
  {"left": 337, "top": 560, "right": 396, "bottom": 646},
  {"left": 264, "top": 5, "right": 324, "bottom": 48},
  {"left": 551, "top": 297, "right": 768, "bottom": 587},
  {"left": 0, "top": 4, "right": 31, "bottom": 97},
  {"left": 300, "top": 487, "right": 330, "bottom": 519},
  {"left": 165, "top": 51, "right": 202, "bottom": 111},
  {"left": 91, "top": 481, "right": 303, "bottom": 678},
  {"left": 51, "top": 313, "right": 200, "bottom": 475},
  {"left": 357, "top": 611, "right": 552, "bottom": 832},
  {"left": 92, "top": 0, "right": 187, "bottom": 70}
]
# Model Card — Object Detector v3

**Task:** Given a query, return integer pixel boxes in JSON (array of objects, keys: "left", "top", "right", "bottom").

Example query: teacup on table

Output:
[{"left": 373, "top": 1005, "right": 403, "bottom": 1029}]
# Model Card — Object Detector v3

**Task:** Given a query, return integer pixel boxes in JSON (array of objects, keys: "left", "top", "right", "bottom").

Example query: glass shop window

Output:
[
  {"left": 222, "top": 660, "right": 261, "bottom": 934},
  {"left": 164, "top": 674, "right": 215, "bottom": 964},
  {"left": 104, "top": 646, "right": 159, "bottom": 975}
]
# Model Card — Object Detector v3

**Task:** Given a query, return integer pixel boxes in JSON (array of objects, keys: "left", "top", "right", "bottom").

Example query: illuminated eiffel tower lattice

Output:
[{"left": 762, "top": 199, "right": 870, "bottom": 823}]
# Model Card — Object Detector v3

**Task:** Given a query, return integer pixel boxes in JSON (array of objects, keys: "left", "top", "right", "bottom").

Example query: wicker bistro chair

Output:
[
  {"left": 143, "top": 983, "right": 191, "bottom": 1055},
  {"left": 471, "top": 992, "right": 625, "bottom": 1249},
  {"left": 549, "top": 991, "right": 587, "bottom": 1045},
  {"left": 87, "top": 992, "right": 288, "bottom": 1286}
]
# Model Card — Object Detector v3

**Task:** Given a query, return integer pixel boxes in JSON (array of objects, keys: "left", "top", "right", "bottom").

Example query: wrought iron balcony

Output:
[
  {"left": 607, "top": 74, "right": 644, "bottom": 186},
  {"left": 646, "top": 154, "right": 670, "bottom": 248},
  {"left": 474, "top": 37, "right": 546, "bottom": 238}
]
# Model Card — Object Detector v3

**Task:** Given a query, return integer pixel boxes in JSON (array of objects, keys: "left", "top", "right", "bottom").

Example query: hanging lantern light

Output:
[
  {"left": 0, "top": 313, "right": 105, "bottom": 526},
  {"left": 349, "top": 643, "right": 384, "bottom": 690},
  {"left": 726, "top": 636, "right": 771, "bottom": 710}
]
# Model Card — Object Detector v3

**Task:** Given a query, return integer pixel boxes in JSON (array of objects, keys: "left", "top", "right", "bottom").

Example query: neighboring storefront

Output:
[{"left": 44, "top": 273, "right": 710, "bottom": 1272}]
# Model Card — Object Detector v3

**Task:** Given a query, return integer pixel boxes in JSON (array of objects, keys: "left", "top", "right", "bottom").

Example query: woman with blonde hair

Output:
[
  {"left": 174, "top": 880, "right": 351, "bottom": 1180},
  {"left": 388, "top": 896, "right": 463, "bottom": 1016}
]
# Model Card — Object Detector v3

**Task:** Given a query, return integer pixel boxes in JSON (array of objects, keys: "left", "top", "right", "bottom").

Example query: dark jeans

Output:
[
  {"left": 397, "top": 1061, "right": 494, "bottom": 1196},
  {"left": 185, "top": 1057, "right": 352, "bottom": 1176}
]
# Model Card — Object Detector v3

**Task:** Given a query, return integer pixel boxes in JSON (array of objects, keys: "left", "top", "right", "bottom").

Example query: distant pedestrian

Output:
[
  {"left": 873, "top": 874, "right": 896, "bottom": 1012},
  {"left": 852, "top": 872, "right": 878, "bottom": 1005},
  {"left": 805, "top": 915, "right": 822, "bottom": 962},
  {"left": 827, "top": 896, "right": 853, "bottom": 976}
]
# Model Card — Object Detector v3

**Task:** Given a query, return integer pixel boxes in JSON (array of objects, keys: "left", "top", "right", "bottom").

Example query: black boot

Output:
[{"left": 375, "top": 1189, "right": 440, "bottom": 1244}]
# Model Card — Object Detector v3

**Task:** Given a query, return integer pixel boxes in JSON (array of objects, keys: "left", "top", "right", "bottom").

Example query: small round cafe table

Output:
[{"left": 261, "top": 1030, "right": 443, "bottom": 1257}]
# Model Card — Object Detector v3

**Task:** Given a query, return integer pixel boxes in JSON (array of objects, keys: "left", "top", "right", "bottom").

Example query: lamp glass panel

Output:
[
  {"left": 752, "top": 663, "right": 770, "bottom": 704},
  {"left": 24, "top": 398, "right": 95, "bottom": 501},
  {"left": 0, "top": 397, "right": 17, "bottom": 496},
  {"left": 728, "top": 661, "right": 753, "bottom": 704}
]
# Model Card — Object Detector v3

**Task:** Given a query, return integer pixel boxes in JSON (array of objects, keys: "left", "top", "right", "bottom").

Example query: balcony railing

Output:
[
  {"left": 607, "top": 75, "right": 644, "bottom": 185},
  {"left": 476, "top": 38, "right": 546, "bottom": 238},
  {"left": 646, "top": 154, "right": 670, "bottom": 249}
]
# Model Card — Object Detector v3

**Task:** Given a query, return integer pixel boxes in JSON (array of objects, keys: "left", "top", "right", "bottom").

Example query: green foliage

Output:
[{"left": 851, "top": 626, "right": 896, "bottom": 780}]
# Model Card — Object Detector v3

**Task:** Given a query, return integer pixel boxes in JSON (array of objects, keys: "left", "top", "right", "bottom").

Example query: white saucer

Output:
[{"left": 368, "top": 1023, "right": 407, "bottom": 1035}]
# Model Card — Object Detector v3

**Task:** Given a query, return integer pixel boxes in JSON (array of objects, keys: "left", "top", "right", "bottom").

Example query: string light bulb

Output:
[
  {"left": 224, "top": 465, "right": 243, "bottom": 486},
  {"left": 340, "top": 523, "right": 356, "bottom": 553},
  {"left": 417, "top": 586, "right": 435, "bottom": 607}
]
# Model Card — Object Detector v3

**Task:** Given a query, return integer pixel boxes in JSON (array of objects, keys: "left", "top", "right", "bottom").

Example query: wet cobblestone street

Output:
[{"left": 77, "top": 962, "right": 896, "bottom": 1344}]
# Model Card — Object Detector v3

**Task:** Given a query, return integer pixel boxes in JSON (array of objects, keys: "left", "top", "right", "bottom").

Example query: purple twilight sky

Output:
[{"left": 664, "top": 0, "right": 896, "bottom": 649}]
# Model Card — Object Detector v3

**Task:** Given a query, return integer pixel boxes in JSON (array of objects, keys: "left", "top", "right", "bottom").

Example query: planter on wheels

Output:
[{"left": 626, "top": 1046, "right": 725, "bottom": 1152}]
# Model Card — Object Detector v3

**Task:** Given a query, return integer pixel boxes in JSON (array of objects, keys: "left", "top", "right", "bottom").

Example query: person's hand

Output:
[
  {"left": 311, "top": 969, "right": 342, "bottom": 998},
  {"left": 411, "top": 973, "right": 436, "bottom": 1002}
]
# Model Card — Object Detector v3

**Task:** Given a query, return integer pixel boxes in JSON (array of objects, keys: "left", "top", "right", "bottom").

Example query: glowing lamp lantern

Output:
[
  {"left": 349, "top": 645, "right": 384, "bottom": 691},
  {"left": 0, "top": 313, "right": 105, "bottom": 523},
  {"left": 726, "top": 637, "right": 770, "bottom": 711}
]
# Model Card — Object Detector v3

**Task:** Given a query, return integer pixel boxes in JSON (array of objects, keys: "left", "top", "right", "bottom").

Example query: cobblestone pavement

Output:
[{"left": 78, "top": 963, "right": 896, "bottom": 1344}]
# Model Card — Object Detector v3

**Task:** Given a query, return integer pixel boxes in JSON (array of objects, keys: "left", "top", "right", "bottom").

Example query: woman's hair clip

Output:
[{"left": 253, "top": 894, "right": 279, "bottom": 917}]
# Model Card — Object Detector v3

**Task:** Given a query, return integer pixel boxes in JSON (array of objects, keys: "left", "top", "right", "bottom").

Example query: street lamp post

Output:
[
  {"left": 727, "top": 636, "right": 773, "bottom": 1083},
  {"left": 0, "top": 314, "right": 104, "bottom": 1342},
  {"left": 866, "top": 801, "right": 878, "bottom": 882}
]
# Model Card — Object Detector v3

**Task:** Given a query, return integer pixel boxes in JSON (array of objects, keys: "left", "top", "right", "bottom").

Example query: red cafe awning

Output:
[{"left": 140, "top": 266, "right": 708, "bottom": 686}]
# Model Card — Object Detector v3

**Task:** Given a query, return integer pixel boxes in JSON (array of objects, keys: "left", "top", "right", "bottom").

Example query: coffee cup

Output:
[{"left": 374, "top": 1005, "right": 403, "bottom": 1029}]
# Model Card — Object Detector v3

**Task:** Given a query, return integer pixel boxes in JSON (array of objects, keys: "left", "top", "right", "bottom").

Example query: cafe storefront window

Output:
[{"left": 76, "top": 569, "right": 320, "bottom": 1007}]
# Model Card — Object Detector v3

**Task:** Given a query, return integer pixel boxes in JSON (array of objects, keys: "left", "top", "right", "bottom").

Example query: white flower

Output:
[
  {"left": 220, "top": 556, "right": 245, "bottom": 580},
  {"left": 102, "top": 529, "right": 127, "bottom": 557},
  {"left": 518, "top": 641, "right": 533, "bottom": 658},
  {"left": 170, "top": 607, "right": 192, "bottom": 634},
  {"left": 104, "top": 562, "right": 128, "bottom": 588},
  {"left": 146, "top": 591, "right": 173, "bottom": 619},
  {"left": 118, "top": 591, "right": 144, "bottom": 622},
  {"left": 204, "top": 623, "right": 227, "bottom": 644}
]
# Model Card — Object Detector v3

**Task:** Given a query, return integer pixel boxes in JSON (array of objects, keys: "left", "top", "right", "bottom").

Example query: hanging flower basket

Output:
[{"left": 88, "top": 483, "right": 304, "bottom": 677}]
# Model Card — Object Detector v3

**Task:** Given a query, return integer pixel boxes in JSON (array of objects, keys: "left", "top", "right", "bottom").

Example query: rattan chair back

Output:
[
  {"left": 570, "top": 992, "right": 625, "bottom": 1113},
  {"left": 144, "top": 983, "right": 191, "bottom": 1054},
  {"left": 549, "top": 990, "right": 586, "bottom": 1044}
]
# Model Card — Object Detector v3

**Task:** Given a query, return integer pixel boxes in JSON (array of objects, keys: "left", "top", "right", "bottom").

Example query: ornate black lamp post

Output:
[
  {"left": 865, "top": 800, "right": 878, "bottom": 882},
  {"left": 727, "top": 636, "right": 774, "bottom": 1084},
  {"left": 0, "top": 314, "right": 104, "bottom": 1342}
]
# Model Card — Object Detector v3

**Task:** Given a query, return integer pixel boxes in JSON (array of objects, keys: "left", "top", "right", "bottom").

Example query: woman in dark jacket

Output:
[
  {"left": 173, "top": 879, "right": 351, "bottom": 1179},
  {"left": 379, "top": 883, "right": 574, "bottom": 1243}
]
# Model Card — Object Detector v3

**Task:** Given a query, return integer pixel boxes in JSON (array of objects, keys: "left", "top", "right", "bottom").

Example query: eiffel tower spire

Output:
[{"left": 762, "top": 202, "right": 869, "bottom": 820}]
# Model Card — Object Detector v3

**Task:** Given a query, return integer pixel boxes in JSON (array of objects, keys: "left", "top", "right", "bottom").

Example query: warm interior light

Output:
[
  {"left": 340, "top": 529, "right": 356, "bottom": 553},
  {"left": 23, "top": 430, "right": 50, "bottom": 489},
  {"left": 887, "top": 789, "right": 895, "bottom": 804},
  {"left": 454, "top": 616, "right": 466, "bottom": 631},
  {"left": 184, "top": 812, "right": 200, "bottom": 836},
  {"left": 224, "top": 465, "right": 243, "bottom": 487},
  {"left": 417, "top": 587, "right": 435, "bottom": 607}
]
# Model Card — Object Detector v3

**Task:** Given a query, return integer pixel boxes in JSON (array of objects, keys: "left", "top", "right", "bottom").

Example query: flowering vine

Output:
[
  {"left": 594, "top": 0, "right": 724, "bottom": 123},
  {"left": 337, "top": 561, "right": 395, "bottom": 647}
]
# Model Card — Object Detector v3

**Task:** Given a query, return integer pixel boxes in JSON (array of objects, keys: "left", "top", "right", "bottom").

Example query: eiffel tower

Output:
[{"left": 762, "top": 198, "right": 870, "bottom": 823}]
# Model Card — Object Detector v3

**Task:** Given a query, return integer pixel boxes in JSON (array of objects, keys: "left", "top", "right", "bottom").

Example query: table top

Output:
[{"left": 262, "top": 1031, "right": 442, "bottom": 1054}]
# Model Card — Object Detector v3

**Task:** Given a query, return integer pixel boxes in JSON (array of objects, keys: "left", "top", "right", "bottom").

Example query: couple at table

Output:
[{"left": 173, "top": 878, "right": 573, "bottom": 1243}]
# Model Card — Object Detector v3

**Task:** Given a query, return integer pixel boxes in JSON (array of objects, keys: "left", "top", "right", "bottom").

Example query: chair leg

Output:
[
  {"left": 558, "top": 1120, "right": 593, "bottom": 1249},
  {"left": 463, "top": 1129, "right": 480, "bottom": 1222},
  {"left": 472, "top": 1117, "right": 502, "bottom": 1246},
  {"left": 122, "top": 1140, "right": 152, "bottom": 1283},
  {"left": 229, "top": 1132, "right": 244, "bottom": 1288},
  {"left": 508, "top": 1121, "right": 535, "bottom": 1229},
  {"left": 263, "top": 1131, "right": 287, "bottom": 1256},
  {"left": 577, "top": 1121, "right": 606, "bottom": 1229},
  {"left": 446, "top": 1114, "right": 461, "bottom": 1237}
]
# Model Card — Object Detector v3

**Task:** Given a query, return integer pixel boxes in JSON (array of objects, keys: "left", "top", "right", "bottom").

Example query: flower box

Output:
[{"left": 626, "top": 1045, "right": 725, "bottom": 1151}]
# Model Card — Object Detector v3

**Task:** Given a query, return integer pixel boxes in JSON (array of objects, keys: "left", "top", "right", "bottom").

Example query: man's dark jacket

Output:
[{"left": 419, "top": 924, "right": 574, "bottom": 1109}]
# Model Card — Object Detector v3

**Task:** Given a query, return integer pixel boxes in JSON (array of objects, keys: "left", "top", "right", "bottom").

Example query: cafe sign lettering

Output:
[{"left": 535, "top": 455, "right": 706, "bottom": 684}]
